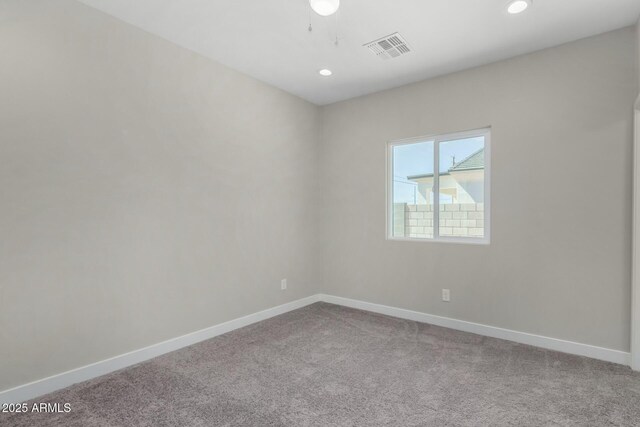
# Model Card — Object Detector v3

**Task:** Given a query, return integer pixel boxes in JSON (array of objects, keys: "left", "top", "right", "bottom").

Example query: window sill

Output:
[{"left": 386, "top": 236, "right": 490, "bottom": 245}]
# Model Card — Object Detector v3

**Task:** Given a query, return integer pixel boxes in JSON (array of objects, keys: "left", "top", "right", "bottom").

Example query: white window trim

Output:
[{"left": 386, "top": 127, "right": 491, "bottom": 245}]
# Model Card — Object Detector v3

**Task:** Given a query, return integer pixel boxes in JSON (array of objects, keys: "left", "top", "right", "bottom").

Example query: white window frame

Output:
[{"left": 386, "top": 127, "right": 491, "bottom": 245}]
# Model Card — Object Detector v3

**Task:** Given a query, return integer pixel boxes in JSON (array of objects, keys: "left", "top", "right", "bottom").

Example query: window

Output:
[{"left": 387, "top": 128, "right": 490, "bottom": 244}]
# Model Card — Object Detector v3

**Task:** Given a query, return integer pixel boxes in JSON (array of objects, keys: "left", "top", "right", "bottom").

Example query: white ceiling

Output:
[{"left": 77, "top": 0, "right": 640, "bottom": 105}]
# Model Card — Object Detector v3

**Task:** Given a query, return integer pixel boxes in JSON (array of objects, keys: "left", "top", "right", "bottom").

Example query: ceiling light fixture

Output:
[
  {"left": 319, "top": 69, "right": 333, "bottom": 77},
  {"left": 309, "top": 0, "right": 340, "bottom": 17},
  {"left": 507, "top": 0, "right": 531, "bottom": 14}
]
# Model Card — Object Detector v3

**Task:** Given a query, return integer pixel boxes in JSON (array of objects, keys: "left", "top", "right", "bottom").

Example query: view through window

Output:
[{"left": 389, "top": 129, "right": 490, "bottom": 243}]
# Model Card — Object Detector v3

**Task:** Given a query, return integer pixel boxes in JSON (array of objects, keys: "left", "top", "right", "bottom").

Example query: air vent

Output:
[{"left": 364, "top": 32, "right": 411, "bottom": 60}]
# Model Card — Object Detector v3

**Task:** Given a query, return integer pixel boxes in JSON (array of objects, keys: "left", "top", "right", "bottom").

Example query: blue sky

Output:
[{"left": 393, "top": 136, "right": 484, "bottom": 204}]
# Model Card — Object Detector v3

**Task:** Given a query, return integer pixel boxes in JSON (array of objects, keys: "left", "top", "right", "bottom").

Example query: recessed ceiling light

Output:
[
  {"left": 319, "top": 69, "right": 333, "bottom": 77},
  {"left": 507, "top": 0, "right": 531, "bottom": 14},
  {"left": 309, "top": 0, "right": 340, "bottom": 17}
]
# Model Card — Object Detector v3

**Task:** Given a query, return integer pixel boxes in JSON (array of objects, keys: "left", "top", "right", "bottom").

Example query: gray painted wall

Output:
[
  {"left": 0, "top": 0, "right": 321, "bottom": 391},
  {"left": 320, "top": 28, "right": 637, "bottom": 353},
  {"left": 1, "top": 0, "right": 637, "bottom": 394}
]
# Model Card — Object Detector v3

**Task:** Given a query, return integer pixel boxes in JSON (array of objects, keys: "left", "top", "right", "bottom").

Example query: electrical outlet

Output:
[
  {"left": 442, "top": 289, "right": 451, "bottom": 302},
  {"left": 281, "top": 279, "right": 287, "bottom": 291}
]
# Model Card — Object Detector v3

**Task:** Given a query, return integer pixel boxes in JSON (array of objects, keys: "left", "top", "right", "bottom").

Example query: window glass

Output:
[
  {"left": 438, "top": 137, "right": 486, "bottom": 239},
  {"left": 388, "top": 129, "right": 489, "bottom": 243},
  {"left": 391, "top": 141, "right": 434, "bottom": 239}
]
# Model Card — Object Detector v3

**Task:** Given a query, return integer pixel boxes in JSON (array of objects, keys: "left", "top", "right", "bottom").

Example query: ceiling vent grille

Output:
[{"left": 364, "top": 33, "right": 411, "bottom": 60}]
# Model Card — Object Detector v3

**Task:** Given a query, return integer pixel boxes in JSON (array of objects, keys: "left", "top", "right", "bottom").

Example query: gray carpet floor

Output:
[{"left": 4, "top": 302, "right": 640, "bottom": 426}]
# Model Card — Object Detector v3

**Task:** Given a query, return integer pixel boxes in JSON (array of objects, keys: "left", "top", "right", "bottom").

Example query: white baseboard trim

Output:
[
  {"left": 318, "top": 294, "right": 631, "bottom": 367},
  {"left": 2, "top": 292, "right": 631, "bottom": 404},
  {"left": 0, "top": 294, "right": 321, "bottom": 405}
]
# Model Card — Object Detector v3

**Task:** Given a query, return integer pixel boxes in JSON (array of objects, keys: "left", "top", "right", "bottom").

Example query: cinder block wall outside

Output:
[{"left": 393, "top": 203, "right": 485, "bottom": 238}]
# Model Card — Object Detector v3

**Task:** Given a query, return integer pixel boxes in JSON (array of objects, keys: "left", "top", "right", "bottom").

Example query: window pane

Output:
[
  {"left": 392, "top": 141, "right": 434, "bottom": 239},
  {"left": 438, "top": 136, "right": 485, "bottom": 238}
]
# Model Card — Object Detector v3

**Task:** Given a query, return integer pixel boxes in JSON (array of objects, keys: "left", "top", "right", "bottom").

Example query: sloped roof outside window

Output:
[
  {"left": 406, "top": 148, "right": 484, "bottom": 180},
  {"left": 449, "top": 148, "right": 484, "bottom": 172}
]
